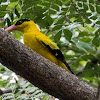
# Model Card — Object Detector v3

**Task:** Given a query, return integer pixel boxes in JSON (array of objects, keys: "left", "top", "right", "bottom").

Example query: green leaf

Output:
[
  {"left": 56, "top": 0, "right": 62, "bottom": 6},
  {"left": 79, "top": 8, "right": 86, "bottom": 12},
  {"left": 83, "top": 0, "right": 87, "bottom": 2},
  {"left": 80, "top": 62, "right": 100, "bottom": 77},
  {"left": 2, "top": 94, "right": 13, "bottom": 99},
  {"left": 61, "top": 7, "right": 68, "bottom": 11},
  {"left": 95, "top": 28, "right": 100, "bottom": 36},
  {"left": 81, "top": 54, "right": 95, "bottom": 61},
  {"left": 73, "top": 39, "right": 92, "bottom": 52},
  {"left": 92, "top": 36, "right": 100, "bottom": 47},
  {"left": 20, "top": 81, "right": 26, "bottom": 86},
  {"left": 15, "top": 8, "right": 20, "bottom": 18},
  {"left": 0, "top": 0, "right": 2, "bottom": 4},
  {"left": 22, "top": 0, "right": 39, "bottom": 11},
  {"left": 47, "top": 0, "right": 54, "bottom": 2},
  {"left": 85, "top": 18, "right": 91, "bottom": 24},
  {"left": 96, "top": 21, "right": 100, "bottom": 24},
  {"left": 43, "top": 94, "right": 50, "bottom": 100},
  {"left": 45, "top": 15, "right": 53, "bottom": 26},
  {"left": 76, "top": 16, "right": 82, "bottom": 23},
  {"left": 89, "top": 4, "right": 95, "bottom": 12},
  {"left": 0, "top": 65, "right": 6, "bottom": 71},
  {"left": 52, "top": 25, "right": 62, "bottom": 31},
  {"left": 59, "top": 11, "right": 66, "bottom": 15},
  {"left": 55, "top": 16, "right": 65, "bottom": 25},
  {"left": 69, "top": 6, "right": 75, "bottom": 12},
  {"left": 96, "top": 5, "right": 100, "bottom": 14},
  {"left": 26, "top": 87, "right": 38, "bottom": 93},
  {"left": 54, "top": 30, "right": 62, "bottom": 42},
  {"left": 65, "top": 1, "right": 71, "bottom": 6},
  {"left": 22, "top": 82, "right": 31, "bottom": 88},
  {"left": 10, "top": 0, "right": 17, "bottom": 2},
  {"left": 16, "top": 89, "right": 25, "bottom": 95},
  {"left": 42, "top": 2, "right": 50, "bottom": 8},
  {"left": 80, "top": 37, "right": 91, "bottom": 42},
  {"left": 11, "top": 31, "right": 22, "bottom": 39},
  {"left": 32, "top": 90, "right": 42, "bottom": 96},
  {"left": 86, "top": 13, "right": 92, "bottom": 17},
  {"left": 83, "top": 3, "right": 88, "bottom": 10},
  {"left": 1, "top": 0, "right": 7, "bottom": 2},
  {"left": 10, "top": 13, "right": 14, "bottom": 21},
  {"left": 6, "top": 18, "right": 11, "bottom": 27},
  {"left": 49, "top": 9, "right": 56, "bottom": 14},
  {"left": 64, "top": 29, "right": 72, "bottom": 41},
  {"left": 23, "top": 6, "right": 44, "bottom": 20},
  {"left": 78, "top": 2, "right": 82, "bottom": 7},
  {"left": 52, "top": 4, "right": 59, "bottom": 11},
  {"left": 0, "top": 12, "right": 6, "bottom": 18},
  {"left": 0, "top": 5, "right": 7, "bottom": 10},
  {"left": 90, "top": 16, "right": 97, "bottom": 20},
  {"left": 89, "top": 0, "right": 94, "bottom": 3},
  {"left": 35, "top": 15, "right": 53, "bottom": 28},
  {"left": 33, "top": 6, "right": 44, "bottom": 16},
  {"left": 78, "top": 32, "right": 89, "bottom": 37},
  {"left": 19, "top": 0, "right": 23, "bottom": 5}
]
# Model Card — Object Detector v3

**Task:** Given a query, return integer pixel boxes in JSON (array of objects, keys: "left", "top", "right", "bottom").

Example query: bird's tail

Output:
[{"left": 62, "top": 60, "right": 74, "bottom": 74}]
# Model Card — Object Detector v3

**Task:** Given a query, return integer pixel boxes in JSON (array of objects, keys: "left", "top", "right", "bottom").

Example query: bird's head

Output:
[{"left": 5, "top": 19, "right": 36, "bottom": 32}]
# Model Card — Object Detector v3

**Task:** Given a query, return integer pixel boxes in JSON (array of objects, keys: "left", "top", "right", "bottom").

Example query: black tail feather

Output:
[
  {"left": 62, "top": 60, "right": 74, "bottom": 74},
  {"left": 40, "top": 41, "right": 74, "bottom": 74}
]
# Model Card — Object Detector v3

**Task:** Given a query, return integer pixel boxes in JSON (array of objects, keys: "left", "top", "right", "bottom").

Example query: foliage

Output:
[
  {"left": 0, "top": 0, "right": 100, "bottom": 99},
  {"left": 0, "top": 65, "right": 50, "bottom": 100}
]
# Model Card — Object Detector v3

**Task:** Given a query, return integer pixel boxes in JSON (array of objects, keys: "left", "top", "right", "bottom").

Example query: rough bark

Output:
[
  {"left": 0, "top": 28, "right": 97, "bottom": 100},
  {"left": 96, "top": 83, "right": 100, "bottom": 100}
]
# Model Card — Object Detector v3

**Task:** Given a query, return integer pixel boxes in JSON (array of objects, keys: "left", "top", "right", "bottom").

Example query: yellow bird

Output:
[{"left": 5, "top": 19, "right": 74, "bottom": 74}]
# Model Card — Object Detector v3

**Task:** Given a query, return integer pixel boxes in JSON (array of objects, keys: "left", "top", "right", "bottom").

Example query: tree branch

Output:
[
  {"left": 0, "top": 28, "right": 97, "bottom": 100},
  {"left": 96, "top": 83, "right": 100, "bottom": 100}
]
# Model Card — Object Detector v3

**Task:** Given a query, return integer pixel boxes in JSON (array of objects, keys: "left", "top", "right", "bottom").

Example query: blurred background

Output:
[{"left": 0, "top": 0, "right": 100, "bottom": 99}]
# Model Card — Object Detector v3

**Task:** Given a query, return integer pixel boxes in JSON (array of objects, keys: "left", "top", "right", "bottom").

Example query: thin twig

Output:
[{"left": 45, "top": 29, "right": 51, "bottom": 35}]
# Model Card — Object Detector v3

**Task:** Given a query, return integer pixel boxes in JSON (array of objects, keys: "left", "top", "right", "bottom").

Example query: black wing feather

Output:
[{"left": 41, "top": 41, "right": 74, "bottom": 74}]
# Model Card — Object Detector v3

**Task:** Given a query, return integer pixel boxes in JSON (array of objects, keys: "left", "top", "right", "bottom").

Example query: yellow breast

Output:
[{"left": 23, "top": 32, "right": 58, "bottom": 64}]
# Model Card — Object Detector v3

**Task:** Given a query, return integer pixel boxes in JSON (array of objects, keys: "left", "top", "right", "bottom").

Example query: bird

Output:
[{"left": 5, "top": 19, "right": 74, "bottom": 74}]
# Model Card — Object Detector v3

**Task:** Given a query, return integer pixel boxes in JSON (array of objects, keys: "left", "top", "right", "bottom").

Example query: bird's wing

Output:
[
  {"left": 36, "top": 34, "right": 74, "bottom": 74},
  {"left": 35, "top": 34, "right": 64, "bottom": 60}
]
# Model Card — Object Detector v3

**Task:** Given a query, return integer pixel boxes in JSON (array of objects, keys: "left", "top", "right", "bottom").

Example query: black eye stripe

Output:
[{"left": 15, "top": 19, "right": 30, "bottom": 26}]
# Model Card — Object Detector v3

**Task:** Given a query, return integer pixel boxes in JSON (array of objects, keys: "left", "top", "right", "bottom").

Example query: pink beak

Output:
[{"left": 5, "top": 25, "right": 16, "bottom": 31}]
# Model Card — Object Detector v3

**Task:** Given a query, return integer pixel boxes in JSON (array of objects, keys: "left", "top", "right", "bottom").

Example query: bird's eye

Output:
[
  {"left": 17, "top": 21, "right": 23, "bottom": 25},
  {"left": 15, "top": 21, "right": 23, "bottom": 25}
]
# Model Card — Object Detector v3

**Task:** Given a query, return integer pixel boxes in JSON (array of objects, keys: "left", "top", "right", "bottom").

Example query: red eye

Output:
[
  {"left": 15, "top": 19, "right": 30, "bottom": 25},
  {"left": 18, "top": 21, "right": 22, "bottom": 24},
  {"left": 15, "top": 21, "right": 23, "bottom": 25}
]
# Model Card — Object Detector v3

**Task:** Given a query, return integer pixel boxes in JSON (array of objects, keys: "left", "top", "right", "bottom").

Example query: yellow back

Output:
[{"left": 16, "top": 20, "right": 70, "bottom": 71}]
